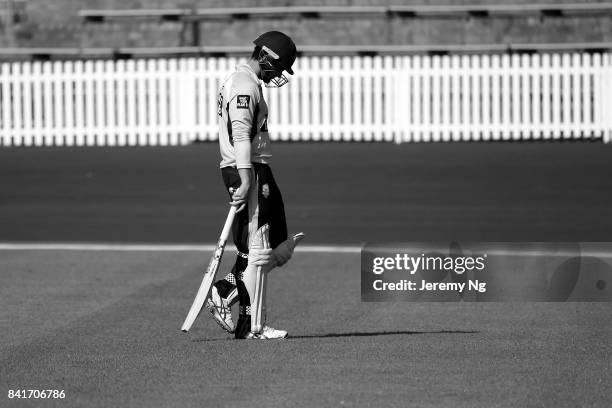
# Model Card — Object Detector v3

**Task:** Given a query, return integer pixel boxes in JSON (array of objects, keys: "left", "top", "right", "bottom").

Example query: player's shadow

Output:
[
  {"left": 191, "top": 329, "right": 478, "bottom": 342},
  {"left": 288, "top": 330, "right": 478, "bottom": 339}
]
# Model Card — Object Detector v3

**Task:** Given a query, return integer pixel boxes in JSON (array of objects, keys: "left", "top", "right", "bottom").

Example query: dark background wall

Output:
[{"left": 2, "top": 0, "right": 611, "bottom": 48}]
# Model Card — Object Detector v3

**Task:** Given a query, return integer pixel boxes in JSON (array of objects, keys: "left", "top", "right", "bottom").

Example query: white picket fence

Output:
[{"left": 1, "top": 53, "right": 611, "bottom": 146}]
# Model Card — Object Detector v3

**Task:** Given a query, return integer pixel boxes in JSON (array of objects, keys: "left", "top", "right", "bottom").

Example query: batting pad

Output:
[{"left": 243, "top": 224, "right": 272, "bottom": 334}]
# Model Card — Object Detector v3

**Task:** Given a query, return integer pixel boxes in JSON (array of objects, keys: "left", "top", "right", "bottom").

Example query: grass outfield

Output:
[
  {"left": 1, "top": 143, "right": 611, "bottom": 406},
  {"left": 1, "top": 249, "right": 610, "bottom": 407},
  {"left": 2, "top": 143, "right": 612, "bottom": 243}
]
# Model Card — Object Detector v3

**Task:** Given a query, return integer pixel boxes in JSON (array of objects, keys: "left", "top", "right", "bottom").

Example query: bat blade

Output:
[
  {"left": 181, "top": 206, "right": 237, "bottom": 333},
  {"left": 180, "top": 244, "right": 226, "bottom": 332}
]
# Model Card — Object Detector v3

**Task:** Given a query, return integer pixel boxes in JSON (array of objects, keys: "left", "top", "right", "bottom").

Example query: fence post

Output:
[
  {"left": 606, "top": 53, "right": 612, "bottom": 143},
  {"left": 393, "top": 56, "right": 407, "bottom": 144},
  {"left": 593, "top": 53, "right": 605, "bottom": 142},
  {"left": 178, "top": 58, "right": 197, "bottom": 145},
  {"left": 342, "top": 56, "right": 352, "bottom": 142},
  {"left": 1, "top": 63, "right": 10, "bottom": 146}
]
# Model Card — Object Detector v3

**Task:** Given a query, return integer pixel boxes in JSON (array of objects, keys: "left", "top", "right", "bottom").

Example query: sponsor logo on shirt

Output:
[{"left": 236, "top": 95, "right": 250, "bottom": 109}]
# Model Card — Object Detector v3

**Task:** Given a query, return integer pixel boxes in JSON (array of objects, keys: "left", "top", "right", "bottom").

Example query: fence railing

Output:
[{"left": 1, "top": 53, "right": 611, "bottom": 146}]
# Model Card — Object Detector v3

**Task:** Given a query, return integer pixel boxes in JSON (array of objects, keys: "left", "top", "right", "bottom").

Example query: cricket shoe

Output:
[
  {"left": 205, "top": 286, "right": 235, "bottom": 333},
  {"left": 245, "top": 326, "right": 288, "bottom": 340}
]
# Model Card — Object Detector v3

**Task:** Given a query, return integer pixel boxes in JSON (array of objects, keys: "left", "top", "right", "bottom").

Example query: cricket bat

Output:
[{"left": 181, "top": 206, "right": 237, "bottom": 332}]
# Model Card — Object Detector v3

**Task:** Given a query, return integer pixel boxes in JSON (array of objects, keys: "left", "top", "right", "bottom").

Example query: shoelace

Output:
[{"left": 209, "top": 298, "right": 230, "bottom": 318}]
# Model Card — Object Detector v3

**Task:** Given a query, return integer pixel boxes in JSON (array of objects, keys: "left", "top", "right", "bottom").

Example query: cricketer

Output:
[{"left": 206, "top": 31, "right": 303, "bottom": 340}]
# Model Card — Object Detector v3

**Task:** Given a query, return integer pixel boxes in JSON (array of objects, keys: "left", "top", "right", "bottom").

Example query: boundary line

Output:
[
  {"left": 0, "top": 242, "right": 363, "bottom": 253},
  {"left": 4, "top": 243, "right": 609, "bottom": 257}
]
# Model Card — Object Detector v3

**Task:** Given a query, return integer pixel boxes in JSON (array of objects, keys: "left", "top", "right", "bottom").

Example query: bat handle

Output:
[{"left": 219, "top": 206, "right": 237, "bottom": 244}]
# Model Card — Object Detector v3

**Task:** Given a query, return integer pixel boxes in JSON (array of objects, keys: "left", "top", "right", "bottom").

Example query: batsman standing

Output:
[{"left": 206, "top": 31, "right": 303, "bottom": 340}]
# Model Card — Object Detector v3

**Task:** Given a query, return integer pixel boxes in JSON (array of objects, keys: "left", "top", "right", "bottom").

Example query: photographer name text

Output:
[{"left": 372, "top": 279, "right": 486, "bottom": 293}]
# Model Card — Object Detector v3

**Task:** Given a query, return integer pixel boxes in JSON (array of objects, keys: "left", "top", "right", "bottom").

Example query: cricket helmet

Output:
[{"left": 253, "top": 31, "right": 297, "bottom": 87}]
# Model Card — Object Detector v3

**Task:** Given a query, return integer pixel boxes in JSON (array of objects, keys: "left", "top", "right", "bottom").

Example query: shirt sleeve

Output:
[{"left": 228, "top": 77, "right": 259, "bottom": 144}]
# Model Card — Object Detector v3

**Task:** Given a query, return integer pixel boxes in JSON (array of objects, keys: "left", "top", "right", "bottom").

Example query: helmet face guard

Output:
[{"left": 258, "top": 46, "right": 290, "bottom": 88}]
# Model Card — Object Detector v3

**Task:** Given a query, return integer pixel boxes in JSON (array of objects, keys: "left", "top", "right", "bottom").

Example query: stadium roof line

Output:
[
  {"left": 0, "top": 43, "right": 611, "bottom": 61},
  {"left": 78, "top": 3, "right": 612, "bottom": 22}
]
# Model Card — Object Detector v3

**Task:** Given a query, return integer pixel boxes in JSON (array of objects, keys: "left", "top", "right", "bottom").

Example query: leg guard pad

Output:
[{"left": 242, "top": 224, "right": 272, "bottom": 334}]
